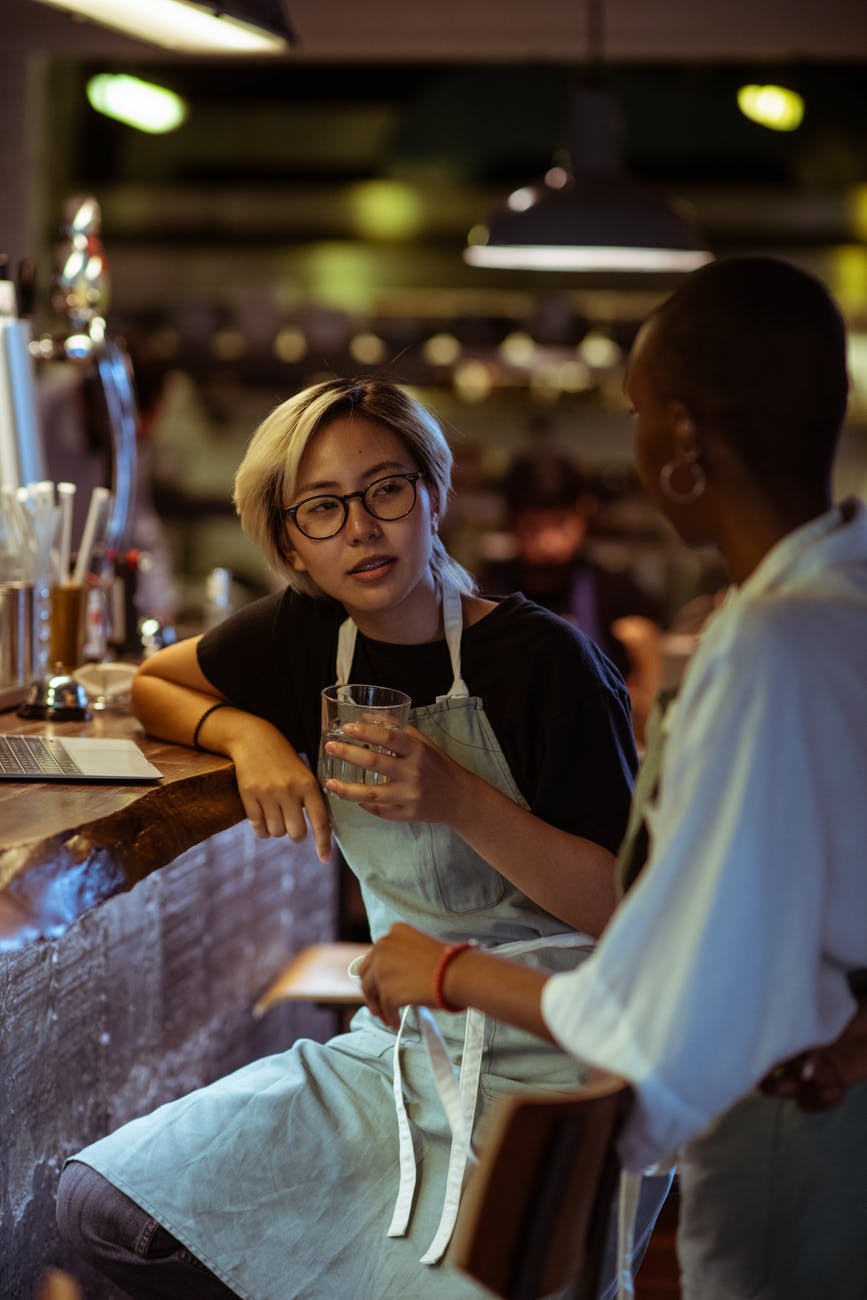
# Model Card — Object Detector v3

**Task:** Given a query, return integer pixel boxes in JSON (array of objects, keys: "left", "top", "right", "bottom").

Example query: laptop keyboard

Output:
[{"left": 0, "top": 735, "right": 83, "bottom": 776}]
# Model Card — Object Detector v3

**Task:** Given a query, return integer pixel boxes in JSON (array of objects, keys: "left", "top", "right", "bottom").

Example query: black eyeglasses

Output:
[{"left": 283, "top": 471, "right": 424, "bottom": 540}]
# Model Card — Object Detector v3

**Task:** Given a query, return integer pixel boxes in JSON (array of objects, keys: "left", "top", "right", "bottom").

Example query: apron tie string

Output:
[
  {"left": 615, "top": 1169, "right": 642, "bottom": 1300},
  {"left": 388, "top": 931, "right": 601, "bottom": 1267},
  {"left": 417, "top": 1007, "right": 483, "bottom": 1264},
  {"left": 387, "top": 1006, "right": 422, "bottom": 1238}
]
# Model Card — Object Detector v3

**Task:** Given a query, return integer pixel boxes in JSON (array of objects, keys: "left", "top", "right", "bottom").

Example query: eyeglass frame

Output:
[{"left": 283, "top": 470, "right": 425, "bottom": 540}]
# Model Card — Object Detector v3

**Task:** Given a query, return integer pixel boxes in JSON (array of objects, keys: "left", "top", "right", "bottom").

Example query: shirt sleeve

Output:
[
  {"left": 541, "top": 601, "right": 860, "bottom": 1170},
  {"left": 531, "top": 654, "right": 637, "bottom": 854},
  {"left": 481, "top": 600, "right": 638, "bottom": 853},
  {"left": 197, "top": 592, "right": 286, "bottom": 722}
]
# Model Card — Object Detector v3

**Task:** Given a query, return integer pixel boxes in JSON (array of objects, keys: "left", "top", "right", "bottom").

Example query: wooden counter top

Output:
[{"left": 0, "top": 708, "right": 245, "bottom": 950}]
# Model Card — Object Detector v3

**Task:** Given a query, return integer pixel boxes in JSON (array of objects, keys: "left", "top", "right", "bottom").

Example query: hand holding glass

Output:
[{"left": 319, "top": 684, "right": 412, "bottom": 787}]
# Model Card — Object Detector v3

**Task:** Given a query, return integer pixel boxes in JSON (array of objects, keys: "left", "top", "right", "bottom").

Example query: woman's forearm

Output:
[
  {"left": 323, "top": 721, "right": 619, "bottom": 935},
  {"left": 133, "top": 661, "right": 309, "bottom": 773},
  {"left": 132, "top": 637, "right": 231, "bottom": 749},
  {"left": 445, "top": 949, "right": 554, "bottom": 1040},
  {"left": 133, "top": 643, "right": 333, "bottom": 857},
  {"left": 132, "top": 670, "right": 228, "bottom": 750},
  {"left": 359, "top": 925, "right": 554, "bottom": 1039},
  {"left": 447, "top": 766, "right": 617, "bottom": 937},
  {"left": 132, "top": 638, "right": 288, "bottom": 759}
]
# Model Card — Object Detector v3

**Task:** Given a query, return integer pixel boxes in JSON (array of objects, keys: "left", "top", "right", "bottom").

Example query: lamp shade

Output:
[
  {"left": 34, "top": 0, "right": 294, "bottom": 54},
  {"left": 465, "top": 84, "right": 713, "bottom": 274}
]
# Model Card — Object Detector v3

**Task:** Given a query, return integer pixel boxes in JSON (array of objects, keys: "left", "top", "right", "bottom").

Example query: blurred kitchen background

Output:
[{"left": 3, "top": 0, "right": 867, "bottom": 635}]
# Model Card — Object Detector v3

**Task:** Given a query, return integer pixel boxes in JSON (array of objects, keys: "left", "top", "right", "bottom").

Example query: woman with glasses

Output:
[{"left": 57, "top": 377, "right": 669, "bottom": 1299}]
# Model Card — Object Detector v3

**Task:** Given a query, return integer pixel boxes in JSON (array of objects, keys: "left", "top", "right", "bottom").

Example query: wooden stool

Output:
[
  {"left": 451, "top": 1072, "right": 633, "bottom": 1300},
  {"left": 253, "top": 941, "right": 372, "bottom": 1020},
  {"left": 36, "top": 1271, "right": 84, "bottom": 1300}
]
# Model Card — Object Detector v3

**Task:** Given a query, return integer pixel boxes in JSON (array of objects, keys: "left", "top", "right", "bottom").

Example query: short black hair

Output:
[
  {"left": 502, "top": 453, "right": 587, "bottom": 515},
  {"left": 645, "top": 256, "right": 849, "bottom": 496}
]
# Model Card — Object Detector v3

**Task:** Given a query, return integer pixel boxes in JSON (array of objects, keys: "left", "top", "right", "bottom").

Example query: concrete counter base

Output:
[{"left": 1, "top": 819, "right": 337, "bottom": 1299}]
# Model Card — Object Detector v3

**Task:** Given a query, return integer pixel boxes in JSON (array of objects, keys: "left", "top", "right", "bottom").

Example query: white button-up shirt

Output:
[{"left": 542, "top": 500, "right": 867, "bottom": 1171}]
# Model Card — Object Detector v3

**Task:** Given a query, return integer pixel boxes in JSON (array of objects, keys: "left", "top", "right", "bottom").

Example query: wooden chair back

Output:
[
  {"left": 36, "top": 1270, "right": 84, "bottom": 1300},
  {"left": 450, "top": 1071, "right": 632, "bottom": 1300}
]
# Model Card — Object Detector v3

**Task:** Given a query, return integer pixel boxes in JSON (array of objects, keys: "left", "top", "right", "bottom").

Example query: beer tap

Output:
[
  {"left": 17, "top": 197, "right": 141, "bottom": 719},
  {"left": 48, "top": 195, "right": 138, "bottom": 563}
]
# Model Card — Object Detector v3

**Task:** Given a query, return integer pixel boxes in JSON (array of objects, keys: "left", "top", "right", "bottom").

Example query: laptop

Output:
[{"left": 0, "top": 733, "right": 163, "bottom": 783}]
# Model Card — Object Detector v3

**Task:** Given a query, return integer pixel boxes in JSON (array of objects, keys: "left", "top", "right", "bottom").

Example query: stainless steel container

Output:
[{"left": 0, "top": 581, "right": 34, "bottom": 688}]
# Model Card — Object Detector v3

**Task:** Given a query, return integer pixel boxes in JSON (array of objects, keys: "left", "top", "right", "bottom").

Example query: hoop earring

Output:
[{"left": 659, "top": 449, "right": 707, "bottom": 504}]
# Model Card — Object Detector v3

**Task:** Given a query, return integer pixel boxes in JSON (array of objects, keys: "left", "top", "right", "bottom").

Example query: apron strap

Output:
[
  {"left": 335, "top": 577, "right": 470, "bottom": 699},
  {"left": 388, "top": 930, "right": 597, "bottom": 1265},
  {"left": 335, "top": 617, "right": 356, "bottom": 688},
  {"left": 387, "top": 1007, "right": 420, "bottom": 1238},
  {"left": 417, "top": 1008, "right": 475, "bottom": 1148},
  {"left": 417, "top": 1008, "right": 484, "bottom": 1265},
  {"left": 437, "top": 580, "right": 469, "bottom": 701},
  {"left": 615, "top": 1170, "right": 641, "bottom": 1300}
]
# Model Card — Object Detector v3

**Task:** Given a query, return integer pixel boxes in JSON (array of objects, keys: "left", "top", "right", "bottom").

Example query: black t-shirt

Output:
[
  {"left": 197, "top": 589, "right": 637, "bottom": 854},
  {"left": 479, "top": 557, "right": 660, "bottom": 679}
]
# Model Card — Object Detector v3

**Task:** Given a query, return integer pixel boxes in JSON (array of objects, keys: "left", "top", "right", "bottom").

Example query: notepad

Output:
[{"left": 0, "top": 734, "right": 162, "bottom": 782}]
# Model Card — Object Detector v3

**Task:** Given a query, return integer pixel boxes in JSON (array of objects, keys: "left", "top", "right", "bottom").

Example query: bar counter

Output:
[
  {"left": 0, "top": 707, "right": 247, "bottom": 951},
  {"left": 0, "top": 704, "right": 338, "bottom": 1298}
]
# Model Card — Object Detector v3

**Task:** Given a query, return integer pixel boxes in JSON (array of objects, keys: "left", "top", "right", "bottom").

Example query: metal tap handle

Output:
[{"left": 96, "top": 338, "right": 138, "bottom": 557}]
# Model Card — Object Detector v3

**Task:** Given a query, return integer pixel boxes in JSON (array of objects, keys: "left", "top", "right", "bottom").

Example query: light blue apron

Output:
[
  {"left": 73, "top": 581, "right": 657, "bottom": 1299},
  {"left": 329, "top": 580, "right": 596, "bottom": 1267}
]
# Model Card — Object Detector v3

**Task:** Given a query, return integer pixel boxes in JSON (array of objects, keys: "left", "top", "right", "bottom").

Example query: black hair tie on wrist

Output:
[{"left": 193, "top": 702, "right": 227, "bottom": 751}]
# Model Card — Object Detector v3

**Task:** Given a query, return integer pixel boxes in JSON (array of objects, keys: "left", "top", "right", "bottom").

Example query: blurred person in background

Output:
[{"left": 480, "top": 452, "right": 663, "bottom": 742}]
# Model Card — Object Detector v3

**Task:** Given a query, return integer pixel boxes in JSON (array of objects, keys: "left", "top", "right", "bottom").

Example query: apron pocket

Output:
[
  {"left": 431, "top": 838, "right": 506, "bottom": 914},
  {"left": 480, "top": 1030, "right": 588, "bottom": 1103}
]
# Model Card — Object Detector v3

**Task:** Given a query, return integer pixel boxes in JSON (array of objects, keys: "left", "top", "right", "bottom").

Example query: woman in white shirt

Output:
[{"left": 360, "top": 255, "right": 867, "bottom": 1300}]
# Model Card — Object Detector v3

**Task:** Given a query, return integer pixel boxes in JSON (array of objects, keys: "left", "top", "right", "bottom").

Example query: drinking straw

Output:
[
  {"left": 12, "top": 486, "right": 36, "bottom": 579},
  {"left": 57, "top": 481, "right": 76, "bottom": 583},
  {"left": 72, "top": 485, "right": 110, "bottom": 586},
  {"left": 27, "top": 480, "right": 60, "bottom": 586},
  {"left": 2, "top": 485, "right": 32, "bottom": 573}
]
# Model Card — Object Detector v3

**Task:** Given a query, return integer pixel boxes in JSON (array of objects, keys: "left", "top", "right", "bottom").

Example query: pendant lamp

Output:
[
  {"left": 464, "top": 1, "right": 712, "bottom": 274},
  {"left": 34, "top": 0, "right": 294, "bottom": 55}
]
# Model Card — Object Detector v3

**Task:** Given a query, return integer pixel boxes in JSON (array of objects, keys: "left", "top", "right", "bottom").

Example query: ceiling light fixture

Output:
[
  {"left": 87, "top": 74, "right": 187, "bottom": 133},
  {"left": 737, "top": 84, "right": 804, "bottom": 132},
  {"left": 35, "top": 0, "right": 294, "bottom": 55},
  {"left": 464, "top": 0, "right": 712, "bottom": 275}
]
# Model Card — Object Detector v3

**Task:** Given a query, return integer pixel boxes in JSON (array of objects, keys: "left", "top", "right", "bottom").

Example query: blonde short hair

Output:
[{"left": 233, "top": 377, "right": 477, "bottom": 599}]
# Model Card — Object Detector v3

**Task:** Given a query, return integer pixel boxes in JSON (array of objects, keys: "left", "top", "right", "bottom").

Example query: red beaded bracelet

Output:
[{"left": 433, "top": 941, "right": 473, "bottom": 1014}]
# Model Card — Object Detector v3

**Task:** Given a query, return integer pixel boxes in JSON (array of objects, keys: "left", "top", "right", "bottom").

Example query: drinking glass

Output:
[
  {"left": 49, "top": 584, "right": 86, "bottom": 671},
  {"left": 319, "top": 683, "right": 412, "bottom": 787}
]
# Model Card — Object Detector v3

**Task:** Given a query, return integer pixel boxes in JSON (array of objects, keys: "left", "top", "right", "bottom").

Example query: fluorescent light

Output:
[
  {"left": 465, "top": 245, "right": 713, "bottom": 273},
  {"left": 738, "top": 84, "right": 805, "bottom": 132},
  {"left": 87, "top": 74, "right": 187, "bottom": 133},
  {"left": 36, "top": 0, "right": 291, "bottom": 54}
]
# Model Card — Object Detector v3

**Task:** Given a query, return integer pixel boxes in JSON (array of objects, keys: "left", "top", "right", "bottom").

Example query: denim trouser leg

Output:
[{"left": 56, "top": 1160, "right": 238, "bottom": 1300}]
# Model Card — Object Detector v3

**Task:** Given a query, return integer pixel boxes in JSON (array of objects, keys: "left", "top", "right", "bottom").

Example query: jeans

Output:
[{"left": 56, "top": 1160, "right": 238, "bottom": 1299}]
